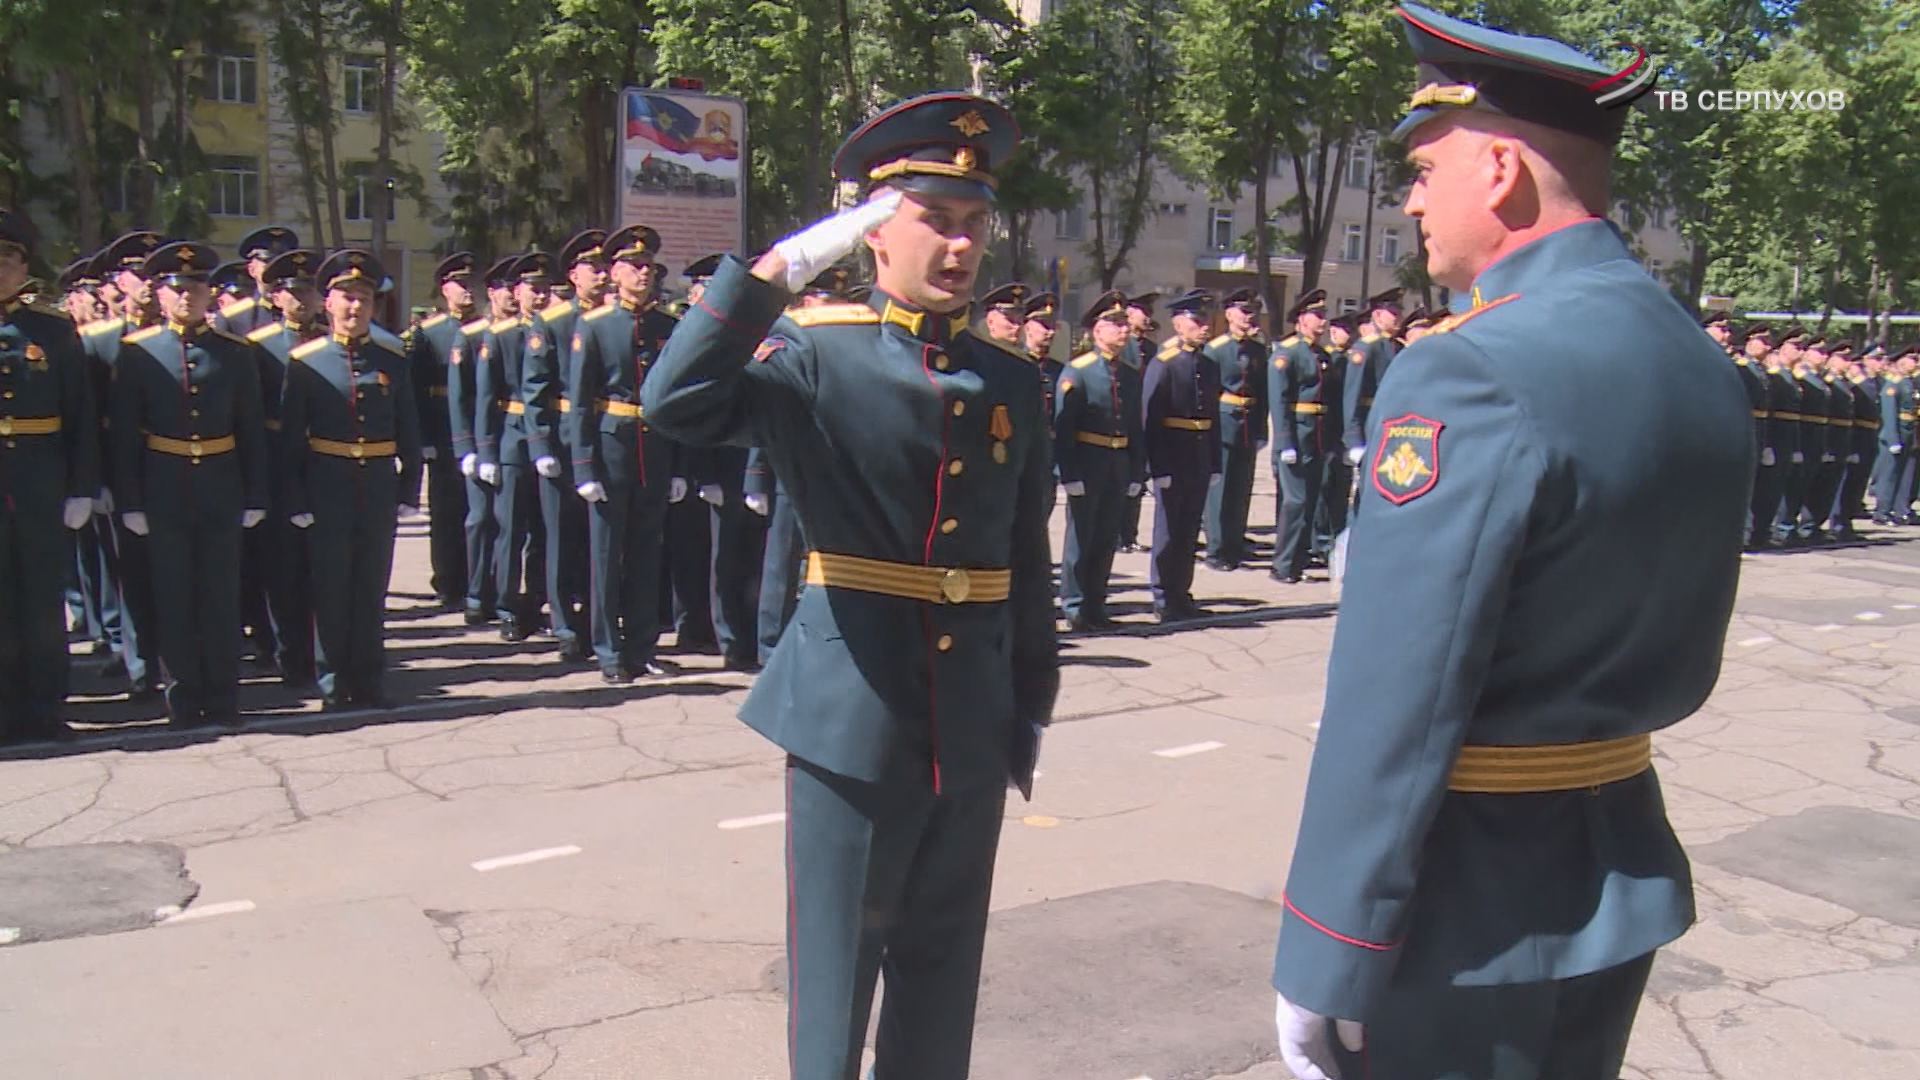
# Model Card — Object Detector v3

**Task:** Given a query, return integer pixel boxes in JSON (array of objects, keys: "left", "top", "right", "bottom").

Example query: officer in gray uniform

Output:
[
  {"left": 1202, "top": 288, "right": 1268, "bottom": 568},
  {"left": 1268, "top": 288, "right": 1335, "bottom": 583},
  {"left": 1056, "top": 289, "right": 1145, "bottom": 630},
  {"left": 1271, "top": 9, "right": 1751, "bottom": 1078},
  {"left": 478, "top": 250, "right": 555, "bottom": 641},
  {"left": 643, "top": 92, "right": 1058, "bottom": 1080}
]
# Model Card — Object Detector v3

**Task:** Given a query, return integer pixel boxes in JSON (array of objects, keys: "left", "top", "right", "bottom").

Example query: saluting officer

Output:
[
  {"left": 280, "top": 250, "right": 423, "bottom": 710},
  {"left": 643, "top": 91, "right": 1058, "bottom": 1080},
  {"left": 440, "top": 258, "right": 509, "bottom": 625},
  {"left": 214, "top": 226, "right": 299, "bottom": 338},
  {"left": 522, "top": 234, "right": 606, "bottom": 663},
  {"left": 480, "top": 251, "right": 553, "bottom": 640},
  {"left": 1056, "top": 290, "right": 1145, "bottom": 630},
  {"left": 1269, "top": 288, "right": 1337, "bottom": 584},
  {"left": 111, "top": 241, "right": 269, "bottom": 727},
  {"left": 408, "top": 253, "right": 479, "bottom": 611},
  {"left": 1270, "top": 9, "right": 1751, "bottom": 1077},
  {"left": 1142, "top": 288, "right": 1221, "bottom": 622},
  {"left": 976, "top": 281, "right": 1028, "bottom": 345},
  {"left": 1341, "top": 288, "right": 1403, "bottom": 470},
  {"left": 566, "top": 225, "right": 679, "bottom": 683},
  {"left": 1202, "top": 288, "right": 1269, "bottom": 569},
  {"left": 244, "top": 248, "right": 324, "bottom": 687},
  {"left": 85, "top": 231, "right": 166, "bottom": 700},
  {"left": 0, "top": 210, "right": 100, "bottom": 743}
]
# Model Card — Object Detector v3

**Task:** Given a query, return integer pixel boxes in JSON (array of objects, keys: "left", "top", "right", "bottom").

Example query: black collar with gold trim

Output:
[{"left": 868, "top": 290, "right": 970, "bottom": 346}]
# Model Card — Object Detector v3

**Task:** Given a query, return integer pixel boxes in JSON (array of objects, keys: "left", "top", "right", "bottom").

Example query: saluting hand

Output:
[{"left": 756, "top": 188, "right": 905, "bottom": 293}]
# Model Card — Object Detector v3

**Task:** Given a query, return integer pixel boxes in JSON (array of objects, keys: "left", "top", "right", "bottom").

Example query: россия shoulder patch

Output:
[{"left": 1371, "top": 413, "right": 1444, "bottom": 505}]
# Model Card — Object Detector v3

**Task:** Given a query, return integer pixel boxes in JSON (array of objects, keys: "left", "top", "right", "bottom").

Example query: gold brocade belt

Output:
[
  {"left": 1162, "top": 417, "right": 1214, "bottom": 431},
  {"left": 1447, "top": 734, "right": 1652, "bottom": 794},
  {"left": 1074, "top": 431, "right": 1128, "bottom": 449},
  {"left": 145, "top": 433, "right": 235, "bottom": 458},
  {"left": 1219, "top": 392, "right": 1253, "bottom": 408},
  {"left": 805, "top": 551, "right": 1010, "bottom": 605},
  {"left": 310, "top": 437, "right": 398, "bottom": 460}
]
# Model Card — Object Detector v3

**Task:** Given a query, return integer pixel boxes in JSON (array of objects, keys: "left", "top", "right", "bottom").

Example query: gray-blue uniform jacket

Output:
[
  {"left": 564, "top": 298, "right": 682, "bottom": 489},
  {"left": 524, "top": 298, "right": 582, "bottom": 466},
  {"left": 1204, "top": 332, "right": 1269, "bottom": 452},
  {"left": 1269, "top": 333, "right": 1341, "bottom": 462},
  {"left": 1342, "top": 329, "right": 1400, "bottom": 449},
  {"left": 476, "top": 315, "right": 534, "bottom": 468},
  {"left": 1, "top": 299, "right": 98, "bottom": 512},
  {"left": 1883, "top": 375, "right": 1915, "bottom": 449},
  {"left": 111, "top": 321, "right": 269, "bottom": 516},
  {"left": 1271, "top": 219, "right": 1753, "bottom": 1019},
  {"left": 414, "top": 313, "right": 487, "bottom": 463},
  {"left": 642, "top": 259, "right": 1059, "bottom": 795}
]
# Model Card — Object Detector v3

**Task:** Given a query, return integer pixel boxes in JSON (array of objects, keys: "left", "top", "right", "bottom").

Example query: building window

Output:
[
  {"left": 1339, "top": 297, "right": 1361, "bottom": 314},
  {"left": 1156, "top": 202, "right": 1188, "bottom": 216},
  {"left": 343, "top": 55, "right": 381, "bottom": 115},
  {"left": 1378, "top": 227, "right": 1401, "bottom": 267},
  {"left": 1342, "top": 223, "right": 1364, "bottom": 262},
  {"left": 1650, "top": 206, "right": 1667, "bottom": 229},
  {"left": 1647, "top": 259, "right": 1664, "bottom": 281},
  {"left": 1055, "top": 201, "right": 1084, "bottom": 241},
  {"left": 205, "top": 51, "right": 258, "bottom": 105},
  {"left": 1208, "top": 208, "right": 1235, "bottom": 251},
  {"left": 343, "top": 164, "right": 395, "bottom": 223},
  {"left": 208, "top": 156, "right": 260, "bottom": 217},
  {"left": 1346, "top": 142, "right": 1372, "bottom": 189}
]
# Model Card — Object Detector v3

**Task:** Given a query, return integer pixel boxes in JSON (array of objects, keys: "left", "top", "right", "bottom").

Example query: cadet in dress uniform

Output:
[
  {"left": 1792, "top": 338, "right": 1843, "bottom": 543},
  {"left": 245, "top": 248, "right": 323, "bottom": 687},
  {"left": 1021, "top": 291, "right": 1062, "bottom": 520},
  {"left": 210, "top": 261, "right": 250, "bottom": 312},
  {"left": 1837, "top": 344, "right": 1878, "bottom": 537},
  {"left": 1271, "top": 9, "right": 1751, "bottom": 1078},
  {"left": 1877, "top": 348, "right": 1918, "bottom": 524},
  {"left": 975, "top": 282, "right": 1028, "bottom": 345},
  {"left": 1773, "top": 327, "right": 1819, "bottom": 544},
  {"left": 1269, "top": 288, "right": 1338, "bottom": 583},
  {"left": 1142, "top": 288, "right": 1221, "bottom": 622},
  {"left": 58, "top": 255, "right": 119, "bottom": 659},
  {"left": 1202, "top": 288, "right": 1269, "bottom": 568},
  {"left": 663, "top": 254, "right": 717, "bottom": 655},
  {"left": 228, "top": 254, "right": 277, "bottom": 664},
  {"left": 1757, "top": 328, "right": 1805, "bottom": 543},
  {"left": 643, "top": 91, "right": 1058, "bottom": 1080},
  {"left": 565, "top": 225, "right": 679, "bottom": 683},
  {"left": 279, "top": 251, "right": 423, "bottom": 710},
  {"left": 1341, "top": 288, "right": 1403, "bottom": 472},
  {"left": 438, "top": 258, "right": 509, "bottom": 624},
  {"left": 522, "top": 235, "right": 604, "bottom": 662},
  {"left": 1313, "top": 314, "right": 1356, "bottom": 555},
  {"left": 110, "top": 241, "right": 269, "bottom": 727},
  {"left": 480, "top": 252, "right": 553, "bottom": 639},
  {"left": 1117, "top": 291, "right": 1159, "bottom": 552},
  {"left": 1056, "top": 290, "right": 1145, "bottom": 630},
  {"left": 1721, "top": 319, "right": 1773, "bottom": 550},
  {"left": 85, "top": 231, "right": 166, "bottom": 699},
  {"left": 408, "top": 253, "right": 477, "bottom": 610},
  {"left": 214, "top": 226, "right": 299, "bottom": 338},
  {"left": 0, "top": 210, "right": 99, "bottom": 742}
]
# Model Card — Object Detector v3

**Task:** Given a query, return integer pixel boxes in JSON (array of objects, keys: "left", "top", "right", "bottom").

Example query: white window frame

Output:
[
  {"left": 1207, "top": 208, "right": 1235, "bottom": 251},
  {"left": 1379, "top": 227, "right": 1401, "bottom": 267},
  {"left": 208, "top": 156, "right": 260, "bottom": 218},
  {"left": 343, "top": 56, "right": 381, "bottom": 115},
  {"left": 1342, "top": 223, "right": 1364, "bottom": 262}
]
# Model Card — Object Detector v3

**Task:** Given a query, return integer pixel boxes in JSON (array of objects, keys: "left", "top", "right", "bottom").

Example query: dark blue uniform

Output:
[
  {"left": 1729, "top": 348, "right": 1771, "bottom": 548},
  {"left": 524, "top": 297, "right": 592, "bottom": 658},
  {"left": 407, "top": 311, "right": 470, "bottom": 607},
  {"left": 1201, "top": 330, "right": 1268, "bottom": 566},
  {"left": 1760, "top": 360, "right": 1803, "bottom": 540},
  {"left": 248, "top": 315, "right": 322, "bottom": 684},
  {"left": 1269, "top": 330, "right": 1341, "bottom": 581},
  {"left": 1142, "top": 334, "right": 1221, "bottom": 618},
  {"left": 1838, "top": 369, "right": 1878, "bottom": 535},
  {"left": 83, "top": 315, "right": 162, "bottom": 695},
  {"left": 694, "top": 441, "right": 764, "bottom": 669},
  {"left": 111, "top": 317, "right": 268, "bottom": 723},
  {"left": 1055, "top": 347, "right": 1144, "bottom": 626},
  {"left": 478, "top": 314, "right": 547, "bottom": 635},
  {"left": 423, "top": 312, "right": 496, "bottom": 619}
]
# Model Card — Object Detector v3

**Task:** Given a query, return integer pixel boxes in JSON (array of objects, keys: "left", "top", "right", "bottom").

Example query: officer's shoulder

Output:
[
  {"left": 541, "top": 299, "right": 574, "bottom": 321},
  {"left": 247, "top": 323, "right": 283, "bottom": 343},
  {"left": 1278, "top": 334, "right": 1300, "bottom": 347},
  {"left": 1422, "top": 295, "right": 1523, "bottom": 343},
  {"left": 1156, "top": 342, "right": 1183, "bottom": 362},
  {"left": 582, "top": 303, "right": 619, "bottom": 322},
  {"left": 489, "top": 318, "right": 517, "bottom": 333},
  {"left": 290, "top": 336, "right": 330, "bottom": 362},
  {"left": 961, "top": 327, "right": 1027, "bottom": 365},
  {"left": 1069, "top": 352, "right": 1100, "bottom": 369},
  {"left": 1207, "top": 333, "right": 1230, "bottom": 349},
  {"left": 123, "top": 324, "right": 166, "bottom": 345},
  {"left": 784, "top": 303, "right": 879, "bottom": 329},
  {"left": 17, "top": 296, "right": 70, "bottom": 321},
  {"left": 81, "top": 317, "right": 124, "bottom": 339},
  {"left": 421, "top": 313, "right": 451, "bottom": 330},
  {"left": 461, "top": 316, "right": 491, "bottom": 335},
  {"left": 219, "top": 296, "right": 257, "bottom": 317},
  {"left": 210, "top": 327, "right": 252, "bottom": 348}
]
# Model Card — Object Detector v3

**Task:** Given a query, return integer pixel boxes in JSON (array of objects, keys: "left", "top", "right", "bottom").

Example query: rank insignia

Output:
[
  {"left": 1371, "top": 413, "right": 1443, "bottom": 505},
  {"left": 753, "top": 339, "right": 785, "bottom": 363},
  {"left": 527, "top": 333, "right": 544, "bottom": 352}
]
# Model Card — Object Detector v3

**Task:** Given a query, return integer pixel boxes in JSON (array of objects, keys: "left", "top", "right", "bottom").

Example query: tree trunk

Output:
[
  {"left": 132, "top": 36, "right": 158, "bottom": 227},
  {"left": 370, "top": 0, "right": 400, "bottom": 262},
  {"left": 1254, "top": 135, "right": 1275, "bottom": 318},
  {"left": 1686, "top": 238, "right": 1710, "bottom": 311},
  {"left": 1359, "top": 142, "right": 1376, "bottom": 302},
  {"left": 836, "top": 0, "right": 859, "bottom": 127},
  {"left": 307, "top": 0, "right": 344, "bottom": 247},
  {"left": 55, "top": 69, "right": 103, "bottom": 249},
  {"left": 1089, "top": 169, "right": 1111, "bottom": 290}
]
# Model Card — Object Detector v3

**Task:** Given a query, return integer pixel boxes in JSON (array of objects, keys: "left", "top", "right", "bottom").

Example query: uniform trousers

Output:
[
  {"left": 784, "top": 756, "right": 1005, "bottom": 1080},
  {"left": 308, "top": 463, "right": 398, "bottom": 703},
  {"left": 462, "top": 472, "right": 499, "bottom": 616},
  {"left": 538, "top": 461, "right": 591, "bottom": 651},
  {"left": 1276, "top": 456, "right": 1331, "bottom": 578},
  {"left": 1204, "top": 441, "right": 1258, "bottom": 565},
  {"left": 426, "top": 452, "right": 468, "bottom": 605},
  {"left": 1060, "top": 471, "right": 1127, "bottom": 622},
  {"left": 1328, "top": 951, "right": 1655, "bottom": 1080},
  {"left": 709, "top": 496, "right": 766, "bottom": 666},
  {"left": 1150, "top": 474, "right": 1209, "bottom": 612},
  {"left": 147, "top": 489, "right": 243, "bottom": 721},
  {"left": 491, "top": 462, "right": 546, "bottom": 628},
  {"left": 586, "top": 480, "right": 667, "bottom": 672},
  {"left": 0, "top": 510, "right": 73, "bottom": 731}
]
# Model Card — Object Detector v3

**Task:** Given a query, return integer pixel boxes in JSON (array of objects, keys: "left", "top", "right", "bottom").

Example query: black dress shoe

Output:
[
  {"left": 463, "top": 609, "right": 492, "bottom": 627},
  {"left": 556, "top": 642, "right": 592, "bottom": 664},
  {"left": 601, "top": 665, "right": 636, "bottom": 685},
  {"left": 499, "top": 620, "right": 530, "bottom": 643},
  {"left": 129, "top": 679, "right": 163, "bottom": 700},
  {"left": 723, "top": 654, "right": 763, "bottom": 673},
  {"left": 321, "top": 696, "right": 353, "bottom": 713},
  {"left": 1271, "top": 571, "right": 1303, "bottom": 584},
  {"left": 1203, "top": 557, "right": 1235, "bottom": 571}
]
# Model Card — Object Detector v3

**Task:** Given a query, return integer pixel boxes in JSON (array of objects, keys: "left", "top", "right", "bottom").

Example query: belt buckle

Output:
[
  {"left": 189, "top": 439, "right": 203, "bottom": 459},
  {"left": 350, "top": 443, "right": 365, "bottom": 459},
  {"left": 939, "top": 567, "right": 972, "bottom": 604},
  {"left": 0, "top": 418, "right": 11, "bottom": 436}
]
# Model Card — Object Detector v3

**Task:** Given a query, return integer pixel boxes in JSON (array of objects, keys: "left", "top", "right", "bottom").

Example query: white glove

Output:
[
  {"left": 1761, "top": 447, "right": 1776, "bottom": 467},
  {"left": 241, "top": 508, "right": 266, "bottom": 529},
  {"left": 744, "top": 493, "right": 770, "bottom": 516},
  {"left": 669, "top": 477, "right": 688, "bottom": 503},
  {"left": 1280, "top": 448, "right": 1299, "bottom": 465},
  {"left": 1847, "top": 453, "right": 1860, "bottom": 464},
  {"left": 94, "top": 487, "right": 114, "bottom": 514},
  {"left": 577, "top": 481, "right": 608, "bottom": 503},
  {"left": 421, "top": 445, "right": 438, "bottom": 462},
  {"left": 768, "top": 189, "right": 904, "bottom": 292},
  {"left": 699, "top": 483, "right": 723, "bottom": 505},
  {"left": 63, "top": 497, "right": 92, "bottom": 530},
  {"left": 460, "top": 452, "right": 478, "bottom": 477},
  {"left": 1346, "top": 445, "right": 1365, "bottom": 465},
  {"left": 290, "top": 512, "right": 315, "bottom": 529},
  {"left": 1064, "top": 481, "right": 1087, "bottom": 497},
  {"left": 1892, "top": 444, "right": 1905, "bottom": 455},
  {"left": 1791, "top": 451, "right": 1804, "bottom": 464},
  {"left": 1126, "top": 482, "right": 1143, "bottom": 498},
  {"left": 1822, "top": 453, "right": 1836, "bottom": 463},
  {"left": 121, "top": 511, "right": 149, "bottom": 536},
  {"left": 478, "top": 462, "right": 499, "bottom": 485},
  {"left": 1275, "top": 993, "right": 1364, "bottom": 1080},
  {"left": 1154, "top": 475, "right": 1173, "bottom": 490},
  {"left": 535, "top": 455, "right": 561, "bottom": 479},
  {"left": 399, "top": 504, "right": 419, "bottom": 518}
]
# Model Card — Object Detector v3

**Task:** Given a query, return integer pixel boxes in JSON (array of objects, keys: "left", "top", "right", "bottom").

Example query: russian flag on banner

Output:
[{"left": 626, "top": 92, "right": 702, "bottom": 155}]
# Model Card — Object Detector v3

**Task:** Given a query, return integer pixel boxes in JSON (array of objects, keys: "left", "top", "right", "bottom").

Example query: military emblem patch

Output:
[
  {"left": 1371, "top": 413, "right": 1443, "bottom": 505},
  {"left": 753, "top": 339, "right": 784, "bottom": 363},
  {"left": 573, "top": 333, "right": 586, "bottom": 356},
  {"left": 527, "top": 333, "right": 544, "bottom": 352},
  {"left": 450, "top": 346, "right": 463, "bottom": 366}
]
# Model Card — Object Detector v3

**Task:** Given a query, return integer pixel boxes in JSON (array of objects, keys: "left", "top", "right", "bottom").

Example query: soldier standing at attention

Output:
[
  {"left": 408, "top": 253, "right": 478, "bottom": 611},
  {"left": 1021, "top": 291, "right": 1062, "bottom": 521},
  {"left": 445, "top": 258, "right": 512, "bottom": 625},
  {"left": 566, "top": 225, "right": 679, "bottom": 683},
  {"left": 1057, "top": 290, "right": 1146, "bottom": 631},
  {"left": 1202, "top": 288, "right": 1268, "bottom": 569},
  {"left": 643, "top": 92, "right": 1058, "bottom": 1080},
  {"left": 479, "top": 250, "right": 560, "bottom": 642},
  {"left": 523, "top": 234, "right": 606, "bottom": 663},
  {"left": 1877, "top": 348, "right": 1917, "bottom": 525},
  {"left": 57, "top": 255, "right": 118, "bottom": 662},
  {"left": 1719, "top": 318, "right": 1772, "bottom": 551},
  {"left": 0, "top": 210, "right": 100, "bottom": 743},
  {"left": 1142, "top": 288, "right": 1221, "bottom": 622},
  {"left": 110, "top": 241, "right": 269, "bottom": 727},
  {"left": 214, "top": 227, "right": 299, "bottom": 338},
  {"left": 246, "top": 248, "right": 324, "bottom": 688},
  {"left": 1341, "top": 288, "right": 1404, "bottom": 476},
  {"left": 975, "top": 282, "right": 1028, "bottom": 345},
  {"left": 1270, "top": 9, "right": 1751, "bottom": 1078},
  {"left": 1116, "top": 291, "right": 1159, "bottom": 553},
  {"left": 1836, "top": 344, "right": 1877, "bottom": 538},
  {"left": 1269, "top": 288, "right": 1335, "bottom": 584},
  {"left": 279, "top": 251, "right": 422, "bottom": 711}
]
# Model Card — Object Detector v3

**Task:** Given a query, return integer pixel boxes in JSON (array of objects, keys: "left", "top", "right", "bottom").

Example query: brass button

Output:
[
  {"left": 190, "top": 409, "right": 200, "bottom": 418},
  {"left": 2, "top": 391, "right": 11, "bottom": 400},
  {"left": 947, "top": 459, "right": 964, "bottom": 477},
  {"left": 936, "top": 634, "right": 954, "bottom": 652},
  {"left": 934, "top": 355, "right": 950, "bottom": 372},
  {"left": 951, "top": 400, "right": 965, "bottom": 417},
  {"left": 940, "top": 518, "right": 958, "bottom": 535},
  {"left": 190, "top": 386, "right": 200, "bottom": 395},
  {"left": 356, "top": 436, "right": 367, "bottom": 443}
]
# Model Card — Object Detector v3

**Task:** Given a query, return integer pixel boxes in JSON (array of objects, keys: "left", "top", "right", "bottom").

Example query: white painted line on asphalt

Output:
[
  {"left": 1814, "top": 623, "right": 1844, "bottom": 633},
  {"left": 1895, "top": 603, "right": 1918, "bottom": 611},
  {"left": 471, "top": 845, "right": 582, "bottom": 872},
  {"left": 1856, "top": 611, "right": 1885, "bottom": 621},
  {"left": 0, "top": 927, "right": 19, "bottom": 945},
  {"left": 718, "top": 812, "right": 787, "bottom": 831},
  {"left": 158, "top": 900, "right": 256, "bottom": 925},
  {"left": 1154, "top": 740, "right": 1225, "bottom": 759},
  {"left": 1737, "top": 636, "right": 1773, "bottom": 647}
]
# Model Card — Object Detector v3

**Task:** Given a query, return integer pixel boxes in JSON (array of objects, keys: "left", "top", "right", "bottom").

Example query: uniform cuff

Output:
[{"left": 1271, "top": 894, "right": 1402, "bottom": 1020}]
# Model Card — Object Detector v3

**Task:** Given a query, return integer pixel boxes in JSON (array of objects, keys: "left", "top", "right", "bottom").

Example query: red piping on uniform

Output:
[
  {"left": 1283, "top": 893, "right": 1397, "bottom": 951},
  {"left": 919, "top": 342, "right": 947, "bottom": 794},
  {"left": 784, "top": 764, "right": 800, "bottom": 1067},
  {"left": 632, "top": 336, "right": 648, "bottom": 488},
  {"left": 695, "top": 297, "right": 756, "bottom": 336}
]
